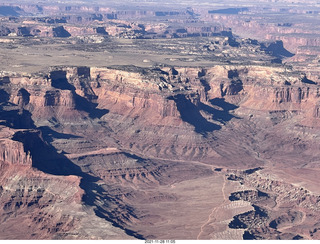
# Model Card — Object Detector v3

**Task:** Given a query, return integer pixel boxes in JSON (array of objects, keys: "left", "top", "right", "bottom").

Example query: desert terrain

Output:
[{"left": 0, "top": 0, "right": 319, "bottom": 240}]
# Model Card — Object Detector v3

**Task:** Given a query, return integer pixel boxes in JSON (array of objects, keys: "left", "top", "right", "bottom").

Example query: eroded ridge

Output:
[{"left": 224, "top": 168, "right": 320, "bottom": 240}]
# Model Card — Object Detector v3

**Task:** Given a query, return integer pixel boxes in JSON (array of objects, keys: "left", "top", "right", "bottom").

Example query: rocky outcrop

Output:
[
  {"left": 225, "top": 166, "right": 320, "bottom": 240},
  {"left": 0, "top": 126, "right": 79, "bottom": 238},
  {"left": 0, "top": 138, "right": 32, "bottom": 166},
  {"left": 0, "top": 104, "right": 132, "bottom": 240},
  {"left": 0, "top": 126, "right": 33, "bottom": 165},
  {"left": 52, "top": 26, "right": 71, "bottom": 38}
]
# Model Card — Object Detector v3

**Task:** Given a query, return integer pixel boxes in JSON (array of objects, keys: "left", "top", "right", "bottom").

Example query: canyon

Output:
[{"left": 0, "top": 0, "right": 320, "bottom": 240}]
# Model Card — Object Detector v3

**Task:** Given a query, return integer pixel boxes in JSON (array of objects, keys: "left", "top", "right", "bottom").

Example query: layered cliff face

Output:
[
  {"left": 1, "top": 62, "right": 320, "bottom": 239},
  {"left": 3, "top": 64, "right": 320, "bottom": 162},
  {"left": 200, "top": 10, "right": 320, "bottom": 53},
  {"left": 0, "top": 20, "right": 227, "bottom": 40},
  {"left": 197, "top": 4, "right": 320, "bottom": 79},
  {"left": 0, "top": 109, "right": 134, "bottom": 239}
]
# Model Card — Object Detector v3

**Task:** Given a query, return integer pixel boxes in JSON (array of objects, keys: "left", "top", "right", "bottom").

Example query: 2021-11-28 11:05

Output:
[{"left": 145, "top": 240, "right": 176, "bottom": 244}]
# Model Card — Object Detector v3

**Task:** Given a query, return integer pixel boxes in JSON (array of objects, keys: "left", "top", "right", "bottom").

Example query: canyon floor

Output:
[{"left": 0, "top": 0, "right": 320, "bottom": 240}]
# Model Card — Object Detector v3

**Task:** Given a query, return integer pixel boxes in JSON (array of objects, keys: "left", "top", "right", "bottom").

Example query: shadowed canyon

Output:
[{"left": 0, "top": 0, "right": 320, "bottom": 240}]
